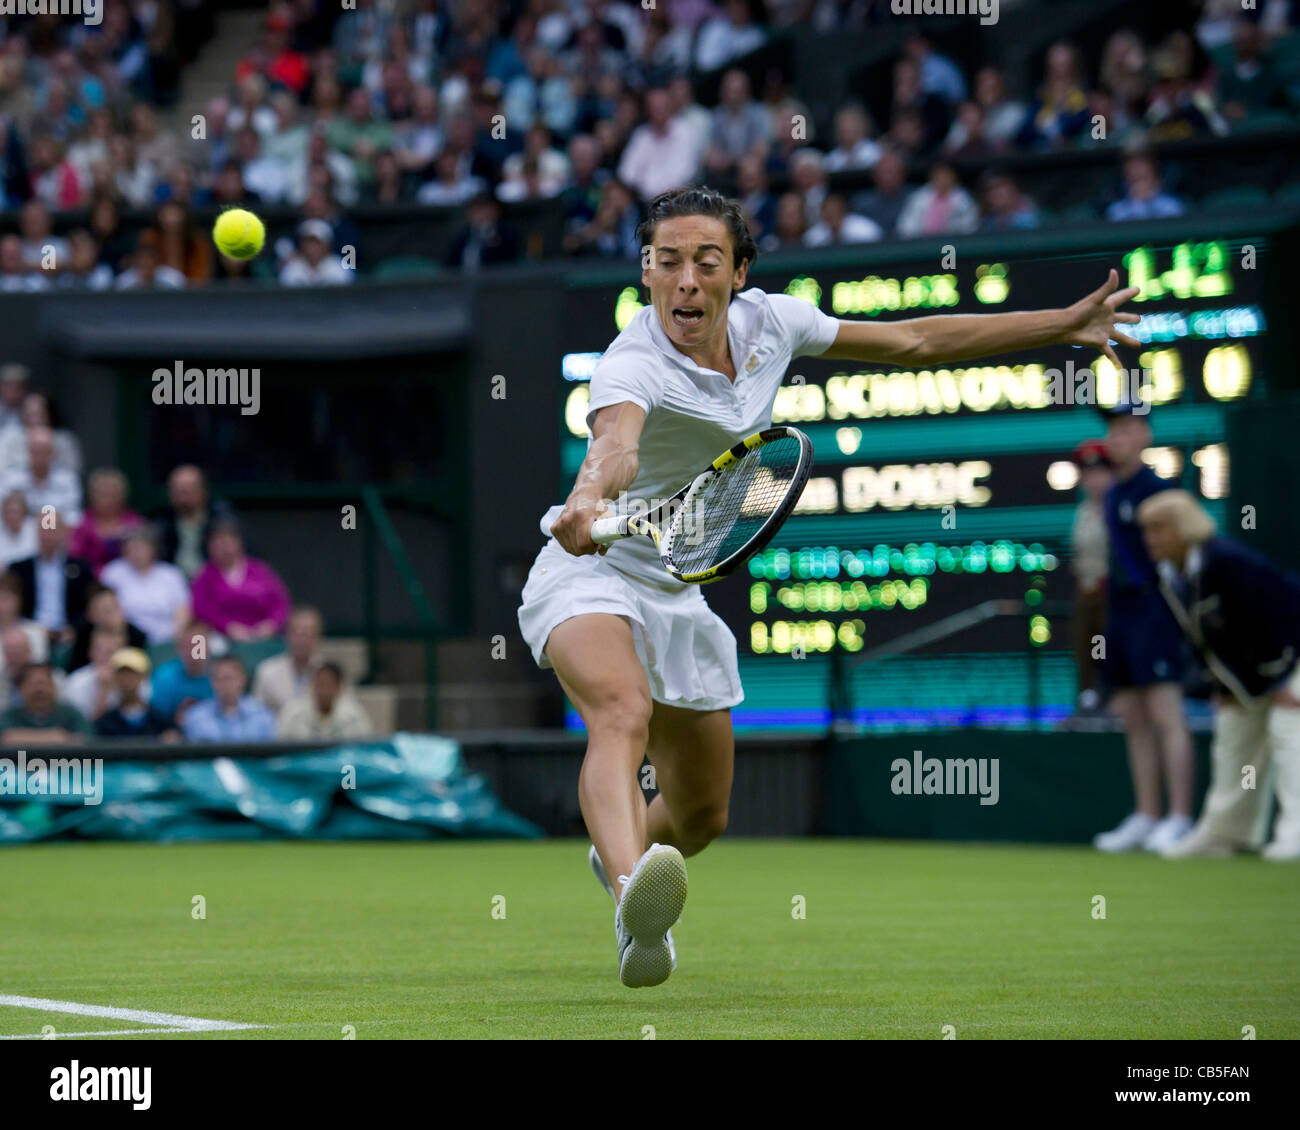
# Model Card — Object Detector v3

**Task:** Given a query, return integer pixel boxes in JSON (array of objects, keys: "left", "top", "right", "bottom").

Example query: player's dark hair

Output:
[{"left": 636, "top": 185, "right": 758, "bottom": 277}]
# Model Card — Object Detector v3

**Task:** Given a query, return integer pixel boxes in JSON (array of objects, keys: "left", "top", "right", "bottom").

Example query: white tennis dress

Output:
[{"left": 517, "top": 286, "right": 841, "bottom": 711}]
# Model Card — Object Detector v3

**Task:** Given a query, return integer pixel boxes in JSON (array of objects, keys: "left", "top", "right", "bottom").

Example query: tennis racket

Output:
[{"left": 540, "top": 426, "right": 814, "bottom": 584}]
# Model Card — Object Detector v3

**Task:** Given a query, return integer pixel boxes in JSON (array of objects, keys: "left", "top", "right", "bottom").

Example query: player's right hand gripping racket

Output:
[{"left": 540, "top": 426, "right": 814, "bottom": 584}]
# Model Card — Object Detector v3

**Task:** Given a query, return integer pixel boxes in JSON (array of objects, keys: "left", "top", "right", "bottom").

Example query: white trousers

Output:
[{"left": 1198, "top": 664, "right": 1300, "bottom": 849}]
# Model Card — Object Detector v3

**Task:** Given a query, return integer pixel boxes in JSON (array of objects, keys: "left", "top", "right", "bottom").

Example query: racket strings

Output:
[{"left": 666, "top": 436, "right": 804, "bottom": 574}]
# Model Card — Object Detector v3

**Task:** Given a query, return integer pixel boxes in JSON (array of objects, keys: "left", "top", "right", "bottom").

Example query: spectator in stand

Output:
[
  {"left": 65, "top": 584, "right": 148, "bottom": 673},
  {"left": 1, "top": 234, "right": 51, "bottom": 292},
  {"left": 1145, "top": 31, "right": 1227, "bottom": 141},
  {"left": 150, "top": 200, "right": 213, "bottom": 285},
  {"left": 969, "top": 66, "right": 1028, "bottom": 150},
  {"left": 704, "top": 69, "right": 770, "bottom": 177},
  {"left": 286, "top": 125, "right": 358, "bottom": 206},
  {"left": 0, "top": 626, "right": 34, "bottom": 711},
  {"left": 155, "top": 465, "right": 236, "bottom": 581},
  {"left": 69, "top": 468, "right": 144, "bottom": 579},
  {"left": 213, "top": 160, "right": 257, "bottom": 208},
  {"left": 228, "top": 72, "right": 278, "bottom": 138},
  {"left": 0, "top": 662, "right": 90, "bottom": 746},
  {"left": 695, "top": 0, "right": 767, "bottom": 72},
  {"left": 1099, "top": 30, "right": 1150, "bottom": 131},
  {"left": 417, "top": 145, "right": 486, "bottom": 205},
  {"left": 253, "top": 605, "right": 326, "bottom": 713},
  {"left": 4, "top": 427, "right": 82, "bottom": 522},
  {"left": 1219, "top": 20, "right": 1292, "bottom": 122},
  {"left": 978, "top": 169, "right": 1040, "bottom": 232},
  {"left": 563, "top": 177, "right": 640, "bottom": 259},
  {"left": 11, "top": 512, "right": 93, "bottom": 650},
  {"left": 109, "top": 134, "right": 158, "bottom": 208},
  {"left": 237, "top": 9, "right": 311, "bottom": 98},
  {"left": 0, "top": 364, "right": 28, "bottom": 434},
  {"left": 101, "top": 525, "right": 190, "bottom": 646},
  {"left": 54, "top": 228, "right": 115, "bottom": 290},
  {"left": 896, "top": 161, "right": 978, "bottom": 239},
  {"left": 1106, "top": 152, "right": 1185, "bottom": 222},
  {"left": 365, "top": 147, "right": 406, "bottom": 204},
  {"left": 182, "top": 655, "right": 277, "bottom": 742},
  {"left": 499, "top": 123, "right": 570, "bottom": 198},
  {"left": 95, "top": 648, "right": 179, "bottom": 739},
  {"left": 444, "top": 193, "right": 522, "bottom": 270},
  {"left": 279, "top": 219, "right": 352, "bottom": 286},
  {"left": 19, "top": 201, "right": 67, "bottom": 270},
  {"left": 234, "top": 125, "right": 288, "bottom": 204},
  {"left": 89, "top": 195, "right": 133, "bottom": 272},
  {"left": 27, "top": 133, "right": 87, "bottom": 210},
  {"left": 298, "top": 185, "right": 361, "bottom": 257},
  {"left": 617, "top": 86, "right": 701, "bottom": 203},
  {"left": 887, "top": 57, "right": 951, "bottom": 156},
  {"left": 670, "top": 75, "right": 716, "bottom": 158},
  {"left": 941, "top": 101, "right": 997, "bottom": 161},
  {"left": 905, "top": 33, "right": 967, "bottom": 105},
  {"left": 191, "top": 519, "right": 291, "bottom": 641},
  {"left": 759, "top": 190, "right": 807, "bottom": 252},
  {"left": 129, "top": 103, "right": 179, "bottom": 181},
  {"left": 1069, "top": 440, "right": 1113, "bottom": 715},
  {"left": 66, "top": 102, "right": 114, "bottom": 180},
  {"left": 788, "top": 147, "right": 828, "bottom": 228},
  {"left": 823, "top": 104, "right": 882, "bottom": 173},
  {"left": 115, "top": 233, "right": 187, "bottom": 290},
  {"left": 277, "top": 660, "right": 374, "bottom": 741},
  {"left": 0, "top": 492, "right": 37, "bottom": 566},
  {"left": 328, "top": 86, "right": 396, "bottom": 189},
  {"left": 559, "top": 133, "right": 609, "bottom": 233},
  {"left": 394, "top": 84, "right": 444, "bottom": 178},
  {"left": 804, "top": 192, "right": 882, "bottom": 246},
  {"left": 0, "top": 570, "right": 47, "bottom": 662},
  {"left": 735, "top": 154, "right": 776, "bottom": 247},
  {"left": 0, "top": 391, "right": 72, "bottom": 478},
  {"left": 61, "top": 624, "right": 129, "bottom": 723},
  {"left": 1018, "top": 41, "right": 1091, "bottom": 149},
  {"left": 149, "top": 618, "right": 216, "bottom": 724}
]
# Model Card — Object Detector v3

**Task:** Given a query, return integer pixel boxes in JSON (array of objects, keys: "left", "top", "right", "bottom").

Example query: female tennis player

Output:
[{"left": 517, "top": 185, "right": 1142, "bottom": 988}]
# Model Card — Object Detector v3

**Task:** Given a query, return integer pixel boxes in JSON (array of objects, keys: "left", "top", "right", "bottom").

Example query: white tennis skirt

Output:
[{"left": 517, "top": 537, "right": 744, "bottom": 712}]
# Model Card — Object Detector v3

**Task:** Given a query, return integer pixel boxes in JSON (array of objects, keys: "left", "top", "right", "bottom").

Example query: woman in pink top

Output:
[
  {"left": 69, "top": 468, "right": 145, "bottom": 578},
  {"left": 190, "top": 520, "right": 291, "bottom": 640}
]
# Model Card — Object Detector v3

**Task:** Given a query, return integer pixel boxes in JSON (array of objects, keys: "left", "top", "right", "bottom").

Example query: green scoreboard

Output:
[{"left": 559, "top": 231, "right": 1272, "bottom": 731}]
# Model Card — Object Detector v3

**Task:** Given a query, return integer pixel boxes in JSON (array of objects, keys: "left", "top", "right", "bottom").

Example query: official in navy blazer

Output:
[{"left": 1139, "top": 489, "right": 1300, "bottom": 861}]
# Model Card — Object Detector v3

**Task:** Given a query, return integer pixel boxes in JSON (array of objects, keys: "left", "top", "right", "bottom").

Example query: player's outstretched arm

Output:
[
  {"left": 552, "top": 401, "right": 646, "bottom": 557},
  {"left": 821, "top": 269, "right": 1142, "bottom": 371}
]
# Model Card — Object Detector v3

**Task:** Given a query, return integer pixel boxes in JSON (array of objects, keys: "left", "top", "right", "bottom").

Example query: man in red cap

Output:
[{"left": 1070, "top": 439, "right": 1113, "bottom": 715}]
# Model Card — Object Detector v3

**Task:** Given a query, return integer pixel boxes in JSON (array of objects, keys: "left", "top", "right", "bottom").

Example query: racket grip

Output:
[
  {"left": 538, "top": 513, "right": 630, "bottom": 544},
  {"left": 589, "top": 515, "right": 627, "bottom": 545}
]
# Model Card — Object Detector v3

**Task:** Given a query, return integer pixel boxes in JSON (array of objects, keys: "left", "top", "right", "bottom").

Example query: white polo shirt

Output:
[{"left": 542, "top": 286, "right": 840, "bottom": 584}]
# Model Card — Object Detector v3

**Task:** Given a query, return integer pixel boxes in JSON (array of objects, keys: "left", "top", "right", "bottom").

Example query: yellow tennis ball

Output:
[{"left": 212, "top": 208, "right": 265, "bottom": 260}]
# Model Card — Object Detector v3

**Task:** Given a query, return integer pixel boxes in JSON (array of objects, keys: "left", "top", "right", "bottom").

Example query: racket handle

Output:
[{"left": 538, "top": 513, "right": 630, "bottom": 545}]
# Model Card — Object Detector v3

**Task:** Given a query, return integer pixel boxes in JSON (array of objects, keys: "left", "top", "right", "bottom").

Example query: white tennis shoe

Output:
[{"left": 612, "top": 842, "right": 686, "bottom": 988}]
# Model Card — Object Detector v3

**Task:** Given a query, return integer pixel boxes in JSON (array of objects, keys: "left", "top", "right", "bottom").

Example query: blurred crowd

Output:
[
  {"left": 0, "top": 362, "right": 375, "bottom": 745},
  {"left": 0, "top": 0, "right": 1298, "bottom": 284}
]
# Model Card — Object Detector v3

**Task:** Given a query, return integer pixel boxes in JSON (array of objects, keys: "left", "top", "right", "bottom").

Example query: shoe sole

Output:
[{"left": 619, "top": 846, "right": 687, "bottom": 988}]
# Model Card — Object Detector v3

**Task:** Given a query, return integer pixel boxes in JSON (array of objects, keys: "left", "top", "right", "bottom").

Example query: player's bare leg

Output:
[
  {"left": 1146, "top": 682, "right": 1194, "bottom": 817},
  {"left": 545, "top": 613, "right": 651, "bottom": 897},
  {"left": 644, "top": 702, "right": 734, "bottom": 856},
  {"left": 1112, "top": 689, "right": 1162, "bottom": 817}
]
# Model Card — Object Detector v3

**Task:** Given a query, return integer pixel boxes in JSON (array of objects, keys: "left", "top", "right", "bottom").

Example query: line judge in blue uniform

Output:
[{"left": 1091, "top": 399, "right": 1195, "bottom": 853}]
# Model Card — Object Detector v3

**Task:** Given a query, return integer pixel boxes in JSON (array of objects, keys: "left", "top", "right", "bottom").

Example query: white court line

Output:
[
  {"left": 1, "top": 1028, "right": 215, "bottom": 1040},
  {"left": 0, "top": 995, "right": 263, "bottom": 1033}
]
